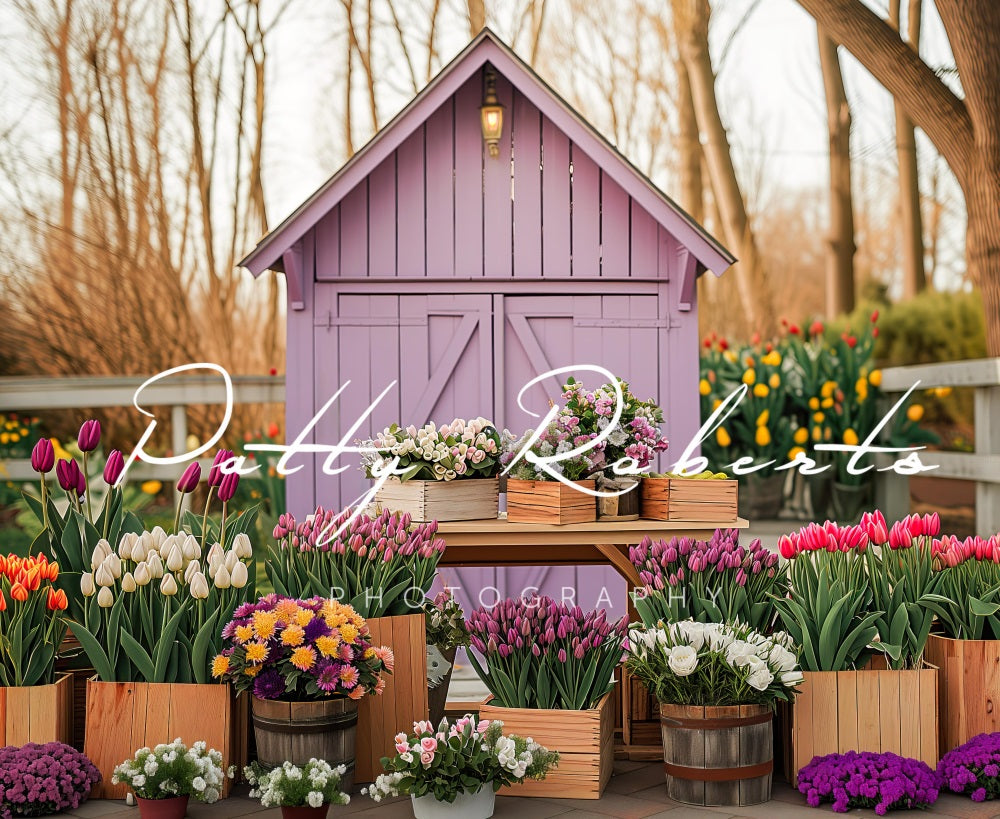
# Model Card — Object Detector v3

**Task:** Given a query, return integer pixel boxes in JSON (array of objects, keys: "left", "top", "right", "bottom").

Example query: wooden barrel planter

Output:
[
  {"left": 659, "top": 703, "right": 773, "bottom": 807},
  {"left": 252, "top": 697, "right": 358, "bottom": 791}
]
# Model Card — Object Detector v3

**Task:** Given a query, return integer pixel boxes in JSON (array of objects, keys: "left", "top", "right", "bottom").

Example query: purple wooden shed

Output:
[{"left": 241, "top": 29, "right": 733, "bottom": 615}]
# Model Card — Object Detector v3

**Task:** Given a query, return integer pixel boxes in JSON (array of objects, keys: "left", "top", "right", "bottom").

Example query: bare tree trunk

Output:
[
  {"left": 674, "top": 0, "right": 775, "bottom": 335},
  {"left": 889, "top": 0, "right": 925, "bottom": 298},
  {"left": 817, "top": 30, "right": 856, "bottom": 316},
  {"left": 467, "top": 0, "right": 485, "bottom": 37},
  {"left": 676, "top": 57, "right": 703, "bottom": 224}
]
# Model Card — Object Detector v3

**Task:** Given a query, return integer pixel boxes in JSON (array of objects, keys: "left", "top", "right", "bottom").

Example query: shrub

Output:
[{"left": 798, "top": 751, "right": 941, "bottom": 814}]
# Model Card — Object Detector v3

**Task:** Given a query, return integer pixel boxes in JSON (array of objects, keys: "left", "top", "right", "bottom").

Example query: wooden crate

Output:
[
  {"left": 355, "top": 613, "right": 428, "bottom": 783},
  {"left": 619, "top": 666, "right": 663, "bottom": 758},
  {"left": 85, "top": 681, "right": 247, "bottom": 798},
  {"left": 375, "top": 477, "right": 499, "bottom": 522},
  {"left": 648, "top": 478, "right": 740, "bottom": 523},
  {"left": 479, "top": 693, "right": 614, "bottom": 799},
  {"left": 506, "top": 479, "right": 596, "bottom": 525},
  {"left": 925, "top": 634, "right": 1000, "bottom": 752},
  {"left": 0, "top": 673, "right": 74, "bottom": 747},
  {"left": 786, "top": 667, "right": 937, "bottom": 786}
]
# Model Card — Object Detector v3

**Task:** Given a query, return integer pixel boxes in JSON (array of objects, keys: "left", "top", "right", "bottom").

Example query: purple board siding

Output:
[
  {"left": 484, "top": 74, "right": 513, "bottom": 279},
  {"left": 601, "top": 173, "right": 630, "bottom": 277},
  {"left": 340, "top": 182, "right": 368, "bottom": 276},
  {"left": 425, "top": 101, "right": 455, "bottom": 278},
  {"left": 285, "top": 231, "right": 316, "bottom": 518},
  {"left": 454, "top": 76, "right": 485, "bottom": 277},
  {"left": 396, "top": 127, "right": 426, "bottom": 277},
  {"left": 315, "top": 207, "right": 340, "bottom": 280},
  {"left": 368, "top": 157, "right": 396, "bottom": 277},
  {"left": 571, "top": 146, "right": 601, "bottom": 279},
  {"left": 631, "top": 199, "right": 659, "bottom": 279},
  {"left": 512, "top": 91, "right": 542, "bottom": 279},
  {"left": 540, "top": 116, "right": 571, "bottom": 277}
]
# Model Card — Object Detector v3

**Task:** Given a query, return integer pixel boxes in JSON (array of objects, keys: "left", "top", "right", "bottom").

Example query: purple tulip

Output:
[
  {"left": 175, "top": 462, "right": 201, "bottom": 494},
  {"left": 208, "top": 449, "right": 234, "bottom": 488},
  {"left": 217, "top": 470, "right": 240, "bottom": 502},
  {"left": 558, "top": 648, "right": 567, "bottom": 663},
  {"left": 77, "top": 420, "right": 101, "bottom": 452},
  {"left": 30, "top": 438, "right": 55, "bottom": 474},
  {"left": 103, "top": 450, "right": 125, "bottom": 485},
  {"left": 56, "top": 458, "right": 83, "bottom": 494}
]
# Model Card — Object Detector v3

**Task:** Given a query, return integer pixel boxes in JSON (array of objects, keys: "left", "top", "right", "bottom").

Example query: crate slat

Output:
[
  {"left": 375, "top": 477, "right": 499, "bottom": 522},
  {"left": 639, "top": 478, "right": 739, "bottom": 522},
  {"left": 506, "top": 480, "right": 596, "bottom": 525},
  {"left": 0, "top": 674, "right": 73, "bottom": 747}
]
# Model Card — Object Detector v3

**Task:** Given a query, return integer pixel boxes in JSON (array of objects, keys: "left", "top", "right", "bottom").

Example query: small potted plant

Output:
[
  {"left": 424, "top": 590, "right": 469, "bottom": 727},
  {"left": 244, "top": 759, "right": 351, "bottom": 819},
  {"left": 0, "top": 742, "right": 101, "bottom": 817},
  {"left": 364, "top": 716, "right": 559, "bottom": 819},
  {"left": 111, "top": 739, "right": 231, "bottom": 819},
  {"left": 625, "top": 619, "right": 801, "bottom": 806}
]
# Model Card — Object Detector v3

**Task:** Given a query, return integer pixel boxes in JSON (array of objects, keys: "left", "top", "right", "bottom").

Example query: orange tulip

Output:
[
  {"left": 0, "top": 590, "right": 6, "bottom": 611},
  {"left": 47, "top": 562, "right": 60, "bottom": 581},
  {"left": 47, "top": 588, "right": 68, "bottom": 611},
  {"left": 10, "top": 582, "right": 28, "bottom": 602},
  {"left": 25, "top": 566, "right": 41, "bottom": 591}
]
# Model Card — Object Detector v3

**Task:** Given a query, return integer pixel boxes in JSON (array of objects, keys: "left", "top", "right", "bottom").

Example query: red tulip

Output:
[
  {"left": 175, "top": 462, "right": 202, "bottom": 494},
  {"left": 208, "top": 450, "right": 234, "bottom": 488},
  {"left": 31, "top": 438, "right": 55, "bottom": 474},
  {"left": 217, "top": 470, "right": 240, "bottom": 503},
  {"left": 104, "top": 450, "right": 125, "bottom": 485},
  {"left": 77, "top": 419, "right": 102, "bottom": 452}
]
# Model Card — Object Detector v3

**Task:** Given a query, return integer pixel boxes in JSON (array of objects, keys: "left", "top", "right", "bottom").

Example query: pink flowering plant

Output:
[
  {"left": 264, "top": 507, "right": 445, "bottom": 618},
  {"left": 629, "top": 529, "right": 786, "bottom": 631},
  {"left": 798, "top": 751, "right": 941, "bottom": 814},
  {"left": 938, "top": 733, "right": 1000, "bottom": 802},
  {"left": 363, "top": 716, "right": 559, "bottom": 804},
  {"left": 466, "top": 596, "right": 627, "bottom": 710},
  {"left": 0, "top": 742, "right": 101, "bottom": 819},
  {"left": 362, "top": 418, "right": 507, "bottom": 482},
  {"left": 928, "top": 535, "right": 1000, "bottom": 639}
]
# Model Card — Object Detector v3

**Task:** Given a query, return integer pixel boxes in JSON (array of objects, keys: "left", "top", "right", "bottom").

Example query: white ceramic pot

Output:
[{"left": 410, "top": 786, "right": 496, "bottom": 819}]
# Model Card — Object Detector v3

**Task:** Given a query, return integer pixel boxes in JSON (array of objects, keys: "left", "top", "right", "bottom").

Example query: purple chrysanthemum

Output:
[
  {"left": 314, "top": 660, "right": 340, "bottom": 693},
  {"left": 939, "top": 732, "right": 1000, "bottom": 802},
  {"left": 0, "top": 742, "right": 100, "bottom": 818},
  {"left": 303, "top": 617, "right": 331, "bottom": 642},
  {"left": 252, "top": 668, "right": 286, "bottom": 700},
  {"left": 798, "top": 751, "right": 940, "bottom": 814}
]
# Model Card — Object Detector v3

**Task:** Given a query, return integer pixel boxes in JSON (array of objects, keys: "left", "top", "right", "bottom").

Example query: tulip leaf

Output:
[
  {"left": 68, "top": 620, "right": 115, "bottom": 681},
  {"left": 153, "top": 602, "right": 189, "bottom": 683},
  {"left": 970, "top": 596, "right": 1000, "bottom": 617},
  {"left": 120, "top": 631, "right": 156, "bottom": 681},
  {"left": 192, "top": 611, "right": 220, "bottom": 685}
]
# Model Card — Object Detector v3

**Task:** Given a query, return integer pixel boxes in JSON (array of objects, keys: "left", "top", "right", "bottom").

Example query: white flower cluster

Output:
[
  {"left": 494, "top": 735, "right": 538, "bottom": 780},
  {"left": 111, "top": 738, "right": 228, "bottom": 804},
  {"left": 80, "top": 528, "right": 253, "bottom": 607},
  {"left": 628, "top": 620, "right": 803, "bottom": 692},
  {"left": 367, "top": 418, "right": 503, "bottom": 481},
  {"left": 364, "top": 771, "right": 405, "bottom": 803},
  {"left": 247, "top": 759, "right": 348, "bottom": 809}
]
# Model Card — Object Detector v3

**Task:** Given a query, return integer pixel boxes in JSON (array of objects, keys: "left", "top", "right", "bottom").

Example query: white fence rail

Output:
[
  {"left": 0, "top": 374, "right": 284, "bottom": 482},
  {"left": 876, "top": 357, "right": 1000, "bottom": 537}
]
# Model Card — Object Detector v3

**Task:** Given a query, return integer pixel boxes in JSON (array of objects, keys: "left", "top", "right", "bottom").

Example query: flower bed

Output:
[
  {"left": 798, "top": 751, "right": 941, "bottom": 814},
  {"left": 0, "top": 742, "right": 100, "bottom": 819},
  {"left": 939, "top": 732, "right": 1000, "bottom": 802}
]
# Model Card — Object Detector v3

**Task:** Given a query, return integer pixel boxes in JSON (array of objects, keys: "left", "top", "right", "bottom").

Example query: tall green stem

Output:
[
  {"left": 82, "top": 452, "right": 94, "bottom": 523},
  {"left": 200, "top": 487, "right": 216, "bottom": 548}
]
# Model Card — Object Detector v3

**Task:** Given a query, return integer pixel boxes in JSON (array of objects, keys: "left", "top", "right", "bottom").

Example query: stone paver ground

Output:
[{"left": 58, "top": 761, "right": 1000, "bottom": 819}]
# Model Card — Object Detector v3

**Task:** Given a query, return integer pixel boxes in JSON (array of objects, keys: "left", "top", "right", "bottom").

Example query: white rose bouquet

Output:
[
  {"left": 625, "top": 620, "right": 802, "bottom": 707},
  {"left": 111, "top": 739, "right": 232, "bottom": 803}
]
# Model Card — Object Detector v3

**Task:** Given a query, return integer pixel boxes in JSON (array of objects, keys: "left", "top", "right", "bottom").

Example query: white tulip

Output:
[
  {"left": 224, "top": 550, "right": 238, "bottom": 573},
  {"left": 159, "top": 534, "right": 177, "bottom": 558},
  {"left": 165, "top": 543, "right": 185, "bottom": 573},
  {"left": 184, "top": 560, "right": 202, "bottom": 584},
  {"left": 80, "top": 572, "right": 96, "bottom": 597},
  {"left": 206, "top": 542, "right": 225, "bottom": 565},
  {"left": 233, "top": 533, "right": 253, "bottom": 559},
  {"left": 150, "top": 526, "right": 167, "bottom": 549},
  {"left": 182, "top": 534, "right": 201, "bottom": 561},
  {"left": 131, "top": 539, "right": 148, "bottom": 563},
  {"left": 95, "top": 563, "right": 115, "bottom": 588},
  {"left": 189, "top": 572, "right": 210, "bottom": 599},
  {"left": 138, "top": 530, "right": 154, "bottom": 553},
  {"left": 121, "top": 572, "right": 137, "bottom": 593},
  {"left": 160, "top": 574, "right": 178, "bottom": 596},
  {"left": 667, "top": 645, "right": 699, "bottom": 677},
  {"left": 97, "top": 587, "right": 114, "bottom": 608},
  {"left": 118, "top": 533, "right": 135, "bottom": 560},
  {"left": 134, "top": 563, "right": 152, "bottom": 586},
  {"left": 104, "top": 553, "right": 122, "bottom": 579},
  {"left": 207, "top": 553, "right": 222, "bottom": 579},
  {"left": 146, "top": 553, "right": 164, "bottom": 579},
  {"left": 213, "top": 565, "right": 231, "bottom": 589},
  {"left": 92, "top": 539, "right": 112, "bottom": 570},
  {"left": 230, "top": 561, "right": 249, "bottom": 589}
]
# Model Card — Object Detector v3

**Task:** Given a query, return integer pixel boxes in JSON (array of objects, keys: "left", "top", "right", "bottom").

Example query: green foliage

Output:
[{"left": 424, "top": 589, "right": 469, "bottom": 651}]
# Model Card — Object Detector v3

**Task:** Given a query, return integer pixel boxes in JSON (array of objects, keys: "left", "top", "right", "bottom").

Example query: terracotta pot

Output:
[
  {"left": 280, "top": 806, "right": 330, "bottom": 819},
  {"left": 136, "top": 795, "right": 189, "bottom": 819}
]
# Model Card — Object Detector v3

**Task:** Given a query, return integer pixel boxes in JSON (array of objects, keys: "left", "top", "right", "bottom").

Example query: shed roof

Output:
[{"left": 240, "top": 28, "right": 735, "bottom": 277}]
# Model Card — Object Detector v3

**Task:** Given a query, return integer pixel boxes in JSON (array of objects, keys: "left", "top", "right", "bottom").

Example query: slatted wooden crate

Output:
[
  {"left": 640, "top": 478, "right": 738, "bottom": 522},
  {"left": 619, "top": 666, "right": 663, "bottom": 758},
  {"left": 506, "top": 479, "right": 596, "bottom": 524},
  {"left": 355, "top": 613, "right": 428, "bottom": 783},
  {"left": 85, "top": 681, "right": 247, "bottom": 798},
  {"left": 786, "top": 667, "right": 937, "bottom": 786},
  {"left": 925, "top": 634, "right": 1000, "bottom": 753},
  {"left": 375, "top": 477, "right": 499, "bottom": 522},
  {"left": 479, "top": 693, "right": 614, "bottom": 799},
  {"left": 0, "top": 674, "right": 74, "bottom": 747}
]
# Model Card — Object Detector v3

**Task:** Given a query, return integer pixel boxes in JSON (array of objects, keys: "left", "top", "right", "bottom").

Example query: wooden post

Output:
[{"left": 975, "top": 384, "right": 1000, "bottom": 537}]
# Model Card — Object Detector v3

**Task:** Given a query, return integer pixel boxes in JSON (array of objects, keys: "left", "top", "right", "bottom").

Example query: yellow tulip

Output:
[
  {"left": 809, "top": 397, "right": 820, "bottom": 410},
  {"left": 788, "top": 447, "right": 805, "bottom": 460},
  {"left": 742, "top": 369, "right": 756, "bottom": 386},
  {"left": 755, "top": 426, "right": 771, "bottom": 447},
  {"left": 793, "top": 427, "right": 809, "bottom": 445},
  {"left": 753, "top": 384, "right": 770, "bottom": 397},
  {"left": 843, "top": 428, "right": 859, "bottom": 446},
  {"left": 812, "top": 426, "right": 822, "bottom": 442},
  {"left": 821, "top": 381, "right": 837, "bottom": 399},
  {"left": 769, "top": 373, "right": 781, "bottom": 388},
  {"left": 756, "top": 409, "right": 770, "bottom": 427},
  {"left": 907, "top": 404, "right": 925, "bottom": 422},
  {"left": 699, "top": 379, "right": 711, "bottom": 396},
  {"left": 762, "top": 351, "right": 782, "bottom": 367},
  {"left": 813, "top": 412, "right": 825, "bottom": 423},
  {"left": 713, "top": 398, "right": 723, "bottom": 410},
  {"left": 869, "top": 369, "right": 882, "bottom": 387},
  {"left": 821, "top": 397, "right": 834, "bottom": 409},
  {"left": 141, "top": 480, "right": 162, "bottom": 495},
  {"left": 723, "top": 350, "right": 737, "bottom": 363},
  {"left": 716, "top": 427, "right": 732, "bottom": 447}
]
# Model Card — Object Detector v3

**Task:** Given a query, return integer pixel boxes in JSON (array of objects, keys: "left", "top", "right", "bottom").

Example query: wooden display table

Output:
[{"left": 437, "top": 515, "right": 749, "bottom": 758}]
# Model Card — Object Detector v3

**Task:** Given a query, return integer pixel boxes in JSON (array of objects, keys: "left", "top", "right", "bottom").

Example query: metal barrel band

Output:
[
  {"left": 252, "top": 713, "right": 359, "bottom": 733},
  {"left": 663, "top": 761, "right": 773, "bottom": 782},
  {"left": 660, "top": 712, "right": 772, "bottom": 730}
]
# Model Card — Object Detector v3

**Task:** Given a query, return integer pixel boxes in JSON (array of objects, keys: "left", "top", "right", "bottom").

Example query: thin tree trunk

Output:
[
  {"left": 467, "top": 0, "right": 485, "bottom": 37},
  {"left": 676, "top": 58, "right": 703, "bottom": 224},
  {"left": 889, "top": 0, "right": 925, "bottom": 298},
  {"left": 817, "top": 30, "right": 855, "bottom": 316}
]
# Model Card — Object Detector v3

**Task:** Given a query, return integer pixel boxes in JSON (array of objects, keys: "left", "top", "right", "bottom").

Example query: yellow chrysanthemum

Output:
[
  {"left": 253, "top": 611, "right": 279, "bottom": 640},
  {"left": 325, "top": 612, "right": 348, "bottom": 629},
  {"left": 769, "top": 373, "right": 781, "bottom": 389},
  {"left": 753, "top": 384, "right": 769, "bottom": 398},
  {"left": 793, "top": 428, "right": 809, "bottom": 445},
  {"left": 869, "top": 369, "right": 883, "bottom": 388},
  {"left": 755, "top": 427, "right": 771, "bottom": 447},
  {"left": 290, "top": 645, "right": 317, "bottom": 671},
  {"left": 293, "top": 608, "right": 314, "bottom": 627},
  {"left": 907, "top": 404, "right": 925, "bottom": 422},
  {"left": 316, "top": 635, "right": 340, "bottom": 657},
  {"left": 742, "top": 369, "right": 756, "bottom": 386},
  {"left": 699, "top": 379, "right": 711, "bottom": 396},
  {"left": 281, "top": 624, "right": 306, "bottom": 647},
  {"left": 762, "top": 351, "right": 782, "bottom": 367},
  {"left": 245, "top": 641, "right": 269, "bottom": 664},
  {"left": 716, "top": 427, "right": 731, "bottom": 447},
  {"left": 843, "top": 429, "right": 859, "bottom": 446},
  {"left": 275, "top": 599, "right": 301, "bottom": 622},
  {"left": 244, "top": 664, "right": 262, "bottom": 677},
  {"left": 340, "top": 623, "right": 359, "bottom": 645},
  {"left": 788, "top": 447, "right": 805, "bottom": 460},
  {"left": 211, "top": 655, "right": 230, "bottom": 678},
  {"left": 234, "top": 625, "right": 254, "bottom": 644},
  {"left": 364, "top": 647, "right": 377, "bottom": 659},
  {"left": 808, "top": 397, "right": 820, "bottom": 410},
  {"left": 756, "top": 410, "right": 770, "bottom": 428}
]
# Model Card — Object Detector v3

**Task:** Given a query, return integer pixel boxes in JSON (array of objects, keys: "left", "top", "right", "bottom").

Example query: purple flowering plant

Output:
[
  {"left": 629, "top": 529, "right": 786, "bottom": 631},
  {"left": 466, "top": 596, "right": 627, "bottom": 710},
  {"left": 938, "top": 732, "right": 1000, "bottom": 802},
  {"left": 798, "top": 751, "right": 941, "bottom": 814},
  {"left": 0, "top": 742, "right": 100, "bottom": 819}
]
